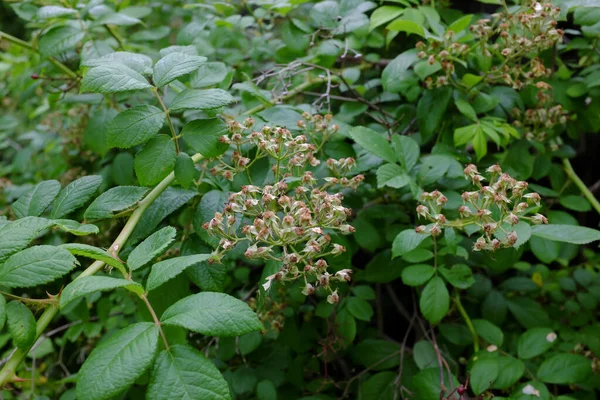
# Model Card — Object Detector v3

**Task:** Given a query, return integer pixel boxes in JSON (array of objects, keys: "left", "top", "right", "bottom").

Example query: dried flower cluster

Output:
[
  {"left": 416, "top": 2, "right": 563, "bottom": 89},
  {"left": 512, "top": 91, "right": 568, "bottom": 145},
  {"left": 204, "top": 115, "right": 363, "bottom": 303},
  {"left": 211, "top": 113, "right": 340, "bottom": 182},
  {"left": 415, "top": 164, "right": 547, "bottom": 252}
]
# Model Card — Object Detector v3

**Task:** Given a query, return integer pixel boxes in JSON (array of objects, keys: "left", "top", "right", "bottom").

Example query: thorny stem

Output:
[
  {"left": 453, "top": 293, "right": 480, "bottom": 353},
  {"left": 153, "top": 88, "right": 180, "bottom": 154},
  {"left": 0, "top": 154, "right": 204, "bottom": 387},
  {"left": 562, "top": 158, "right": 600, "bottom": 216},
  {"left": 0, "top": 30, "right": 79, "bottom": 80}
]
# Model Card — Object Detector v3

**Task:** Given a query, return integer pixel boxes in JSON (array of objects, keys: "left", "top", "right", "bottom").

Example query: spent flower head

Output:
[{"left": 415, "top": 163, "right": 547, "bottom": 252}]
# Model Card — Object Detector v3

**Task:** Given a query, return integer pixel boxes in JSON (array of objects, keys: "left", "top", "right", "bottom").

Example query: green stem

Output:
[
  {"left": 0, "top": 30, "right": 79, "bottom": 80},
  {"left": 562, "top": 158, "right": 600, "bottom": 216},
  {"left": 243, "top": 76, "right": 333, "bottom": 115},
  {"left": 141, "top": 294, "right": 170, "bottom": 351},
  {"left": 153, "top": 88, "right": 180, "bottom": 154},
  {"left": 0, "top": 153, "right": 203, "bottom": 387},
  {"left": 453, "top": 294, "right": 479, "bottom": 353}
]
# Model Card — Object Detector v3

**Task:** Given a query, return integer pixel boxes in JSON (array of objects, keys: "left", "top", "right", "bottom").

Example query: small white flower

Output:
[
  {"left": 522, "top": 384, "right": 540, "bottom": 397},
  {"left": 262, "top": 274, "right": 276, "bottom": 291},
  {"left": 533, "top": 2, "right": 543, "bottom": 13},
  {"left": 546, "top": 332, "right": 557, "bottom": 343},
  {"left": 487, "top": 345, "right": 498, "bottom": 352}
]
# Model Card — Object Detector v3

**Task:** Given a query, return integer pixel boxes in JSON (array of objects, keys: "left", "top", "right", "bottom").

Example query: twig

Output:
[
  {"left": 562, "top": 158, "right": 600, "bottom": 216},
  {"left": 0, "top": 30, "right": 79, "bottom": 80}
]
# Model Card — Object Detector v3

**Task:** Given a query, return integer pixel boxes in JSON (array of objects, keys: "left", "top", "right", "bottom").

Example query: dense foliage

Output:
[{"left": 1, "top": 0, "right": 600, "bottom": 399}]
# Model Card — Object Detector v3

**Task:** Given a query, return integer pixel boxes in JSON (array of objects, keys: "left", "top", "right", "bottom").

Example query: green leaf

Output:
[
  {"left": 531, "top": 224, "right": 600, "bottom": 244},
  {"left": 0, "top": 217, "right": 54, "bottom": 263},
  {"left": 181, "top": 119, "right": 229, "bottom": 158},
  {"left": 153, "top": 53, "right": 207, "bottom": 87},
  {"left": 473, "top": 127, "right": 487, "bottom": 160},
  {"left": 376, "top": 163, "right": 410, "bottom": 189},
  {"left": 37, "top": 6, "right": 78, "bottom": 19},
  {"left": 419, "top": 277, "right": 449, "bottom": 324},
  {"left": 127, "top": 188, "right": 196, "bottom": 247},
  {"left": 53, "top": 219, "right": 99, "bottom": 236},
  {"left": 6, "top": 301, "right": 36, "bottom": 350},
  {"left": 0, "top": 245, "right": 77, "bottom": 288},
  {"left": 161, "top": 292, "right": 262, "bottom": 336},
  {"left": 370, "top": 6, "right": 404, "bottom": 31},
  {"left": 559, "top": 195, "right": 592, "bottom": 212},
  {"left": 84, "top": 186, "right": 148, "bottom": 221},
  {"left": 413, "top": 368, "right": 459, "bottom": 400},
  {"left": 336, "top": 308, "right": 357, "bottom": 344},
  {"left": 128, "top": 226, "right": 177, "bottom": 271},
  {"left": 175, "top": 153, "right": 195, "bottom": 189},
  {"left": 107, "top": 105, "right": 165, "bottom": 149},
  {"left": 135, "top": 135, "right": 177, "bottom": 186},
  {"left": 391, "top": 135, "right": 419, "bottom": 171},
  {"left": 381, "top": 49, "right": 418, "bottom": 93},
  {"left": 146, "top": 254, "right": 211, "bottom": 291},
  {"left": 0, "top": 296, "right": 5, "bottom": 331},
  {"left": 507, "top": 298, "right": 551, "bottom": 329},
  {"left": 81, "top": 65, "right": 153, "bottom": 93},
  {"left": 84, "top": 108, "right": 117, "bottom": 156},
  {"left": 352, "top": 339, "right": 401, "bottom": 370},
  {"left": 191, "top": 62, "right": 229, "bottom": 88},
  {"left": 517, "top": 327, "right": 557, "bottom": 359},
  {"left": 472, "top": 319, "right": 503, "bottom": 346},
  {"left": 401, "top": 264, "right": 434, "bottom": 286},
  {"left": 455, "top": 99, "right": 478, "bottom": 121},
  {"left": 493, "top": 356, "right": 525, "bottom": 389},
  {"left": 470, "top": 357, "right": 498, "bottom": 395},
  {"left": 439, "top": 264, "right": 475, "bottom": 289},
  {"left": 349, "top": 126, "right": 395, "bottom": 163},
  {"left": 537, "top": 353, "right": 592, "bottom": 384},
  {"left": 83, "top": 52, "right": 153, "bottom": 75},
  {"left": 447, "top": 14, "right": 473, "bottom": 33},
  {"left": 386, "top": 19, "right": 425, "bottom": 36},
  {"left": 60, "top": 276, "right": 144, "bottom": 309},
  {"left": 454, "top": 124, "right": 478, "bottom": 147},
  {"left": 13, "top": 180, "right": 61, "bottom": 218},
  {"left": 148, "top": 344, "right": 231, "bottom": 400},
  {"left": 392, "top": 229, "right": 429, "bottom": 258},
  {"left": 530, "top": 236, "right": 559, "bottom": 264},
  {"left": 256, "top": 380, "right": 276, "bottom": 400},
  {"left": 169, "top": 89, "right": 234, "bottom": 113},
  {"left": 359, "top": 372, "right": 396, "bottom": 400},
  {"left": 477, "top": 0, "right": 502, "bottom": 4},
  {"left": 51, "top": 176, "right": 102, "bottom": 219},
  {"left": 346, "top": 297, "right": 374, "bottom": 321},
  {"left": 38, "top": 26, "right": 84, "bottom": 57},
  {"left": 60, "top": 243, "right": 126, "bottom": 274},
  {"left": 413, "top": 341, "right": 437, "bottom": 370},
  {"left": 417, "top": 87, "right": 452, "bottom": 141},
  {"left": 76, "top": 323, "right": 159, "bottom": 400}
]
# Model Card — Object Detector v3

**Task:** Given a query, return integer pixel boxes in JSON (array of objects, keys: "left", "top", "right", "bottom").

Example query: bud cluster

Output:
[
  {"left": 415, "top": 2, "right": 563, "bottom": 90},
  {"left": 415, "top": 164, "right": 547, "bottom": 252}
]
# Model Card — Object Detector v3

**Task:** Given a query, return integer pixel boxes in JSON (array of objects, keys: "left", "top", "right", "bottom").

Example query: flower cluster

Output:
[
  {"left": 415, "top": 164, "right": 547, "bottom": 252},
  {"left": 416, "top": 2, "right": 563, "bottom": 90},
  {"left": 512, "top": 91, "right": 568, "bottom": 146},
  {"left": 203, "top": 176, "right": 359, "bottom": 302},
  {"left": 211, "top": 113, "right": 339, "bottom": 182},
  {"left": 203, "top": 114, "right": 363, "bottom": 303}
]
